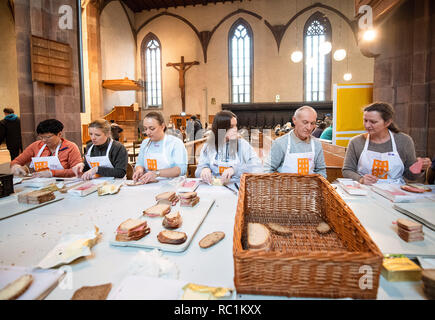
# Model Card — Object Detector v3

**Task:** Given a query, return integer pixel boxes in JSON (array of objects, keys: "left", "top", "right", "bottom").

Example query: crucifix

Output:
[{"left": 166, "top": 56, "right": 199, "bottom": 113}]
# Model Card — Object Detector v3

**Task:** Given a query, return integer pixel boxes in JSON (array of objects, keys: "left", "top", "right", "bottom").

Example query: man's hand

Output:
[
  {"left": 200, "top": 168, "right": 212, "bottom": 185},
  {"left": 81, "top": 166, "right": 98, "bottom": 181},
  {"left": 11, "top": 164, "right": 27, "bottom": 176}
]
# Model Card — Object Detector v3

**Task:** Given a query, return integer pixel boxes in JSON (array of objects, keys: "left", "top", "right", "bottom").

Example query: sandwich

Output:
[
  {"left": 155, "top": 191, "right": 179, "bottom": 206},
  {"left": 247, "top": 223, "right": 271, "bottom": 251},
  {"left": 157, "top": 230, "right": 187, "bottom": 245},
  {"left": 143, "top": 203, "right": 171, "bottom": 217},
  {"left": 179, "top": 192, "right": 200, "bottom": 207},
  {"left": 116, "top": 218, "right": 150, "bottom": 242},
  {"left": 162, "top": 211, "right": 183, "bottom": 229},
  {"left": 17, "top": 190, "right": 55, "bottom": 204}
]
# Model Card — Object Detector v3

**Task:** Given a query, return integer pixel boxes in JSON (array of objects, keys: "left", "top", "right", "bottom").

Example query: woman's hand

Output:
[
  {"left": 419, "top": 157, "right": 432, "bottom": 171},
  {"left": 359, "top": 174, "right": 378, "bottom": 185},
  {"left": 221, "top": 167, "right": 235, "bottom": 185},
  {"left": 11, "top": 164, "right": 27, "bottom": 176},
  {"left": 200, "top": 168, "right": 212, "bottom": 185},
  {"left": 138, "top": 171, "right": 158, "bottom": 184},
  {"left": 33, "top": 170, "right": 53, "bottom": 178},
  {"left": 72, "top": 163, "right": 84, "bottom": 178},
  {"left": 132, "top": 167, "right": 144, "bottom": 182},
  {"left": 81, "top": 166, "right": 98, "bottom": 181}
]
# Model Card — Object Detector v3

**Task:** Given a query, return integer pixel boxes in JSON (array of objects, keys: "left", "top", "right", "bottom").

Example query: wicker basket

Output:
[{"left": 233, "top": 173, "right": 383, "bottom": 299}]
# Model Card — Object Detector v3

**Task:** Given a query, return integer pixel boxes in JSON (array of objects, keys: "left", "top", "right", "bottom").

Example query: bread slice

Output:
[
  {"left": 155, "top": 191, "right": 176, "bottom": 202},
  {"left": 117, "top": 218, "right": 147, "bottom": 233},
  {"left": 162, "top": 211, "right": 182, "bottom": 229},
  {"left": 157, "top": 230, "right": 187, "bottom": 244},
  {"left": 266, "top": 223, "right": 292, "bottom": 236},
  {"left": 143, "top": 203, "right": 171, "bottom": 217},
  {"left": 0, "top": 274, "right": 33, "bottom": 300},
  {"left": 71, "top": 283, "right": 112, "bottom": 300},
  {"left": 247, "top": 223, "right": 271, "bottom": 250},
  {"left": 199, "top": 231, "right": 225, "bottom": 248},
  {"left": 179, "top": 192, "right": 197, "bottom": 199}
]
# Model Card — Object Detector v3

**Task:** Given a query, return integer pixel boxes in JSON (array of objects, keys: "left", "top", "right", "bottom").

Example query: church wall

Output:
[
  {"left": 0, "top": 1, "right": 20, "bottom": 116},
  {"left": 100, "top": 1, "right": 136, "bottom": 115},
  {"left": 134, "top": 0, "right": 374, "bottom": 125}
]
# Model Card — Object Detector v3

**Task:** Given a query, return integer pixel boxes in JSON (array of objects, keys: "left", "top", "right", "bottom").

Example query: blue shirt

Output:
[{"left": 135, "top": 134, "right": 188, "bottom": 176}]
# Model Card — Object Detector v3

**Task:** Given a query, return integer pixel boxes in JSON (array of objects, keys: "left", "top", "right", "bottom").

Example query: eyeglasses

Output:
[{"left": 38, "top": 134, "right": 55, "bottom": 141}]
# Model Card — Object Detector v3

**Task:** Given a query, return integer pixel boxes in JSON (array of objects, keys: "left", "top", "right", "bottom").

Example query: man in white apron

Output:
[
  {"left": 357, "top": 130, "right": 405, "bottom": 184},
  {"left": 29, "top": 142, "right": 65, "bottom": 176},
  {"left": 264, "top": 106, "right": 327, "bottom": 178}
]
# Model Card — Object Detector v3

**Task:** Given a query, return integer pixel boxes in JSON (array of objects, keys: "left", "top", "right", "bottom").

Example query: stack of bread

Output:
[
  {"left": 17, "top": 190, "right": 55, "bottom": 204},
  {"left": 397, "top": 218, "right": 424, "bottom": 242},
  {"left": 116, "top": 218, "right": 150, "bottom": 241},
  {"left": 179, "top": 192, "right": 200, "bottom": 207},
  {"left": 155, "top": 191, "right": 179, "bottom": 206},
  {"left": 162, "top": 211, "right": 183, "bottom": 229},
  {"left": 422, "top": 270, "right": 435, "bottom": 300}
]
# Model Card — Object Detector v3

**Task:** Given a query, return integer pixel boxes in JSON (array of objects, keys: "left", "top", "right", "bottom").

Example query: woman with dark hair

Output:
[
  {"left": 342, "top": 102, "right": 431, "bottom": 185},
  {"left": 10, "top": 119, "right": 82, "bottom": 177},
  {"left": 72, "top": 119, "right": 128, "bottom": 180},
  {"left": 132, "top": 111, "right": 187, "bottom": 184},
  {"left": 195, "top": 110, "right": 262, "bottom": 185}
]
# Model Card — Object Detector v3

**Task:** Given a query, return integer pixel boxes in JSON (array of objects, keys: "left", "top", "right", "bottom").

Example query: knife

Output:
[{"left": 223, "top": 184, "right": 238, "bottom": 195}]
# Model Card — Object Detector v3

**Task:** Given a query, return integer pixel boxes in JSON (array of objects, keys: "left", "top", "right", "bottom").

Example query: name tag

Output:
[
  {"left": 297, "top": 158, "right": 309, "bottom": 175},
  {"left": 90, "top": 162, "right": 100, "bottom": 168},
  {"left": 218, "top": 166, "right": 230, "bottom": 175},
  {"left": 34, "top": 161, "right": 49, "bottom": 172},
  {"left": 147, "top": 159, "right": 157, "bottom": 171}
]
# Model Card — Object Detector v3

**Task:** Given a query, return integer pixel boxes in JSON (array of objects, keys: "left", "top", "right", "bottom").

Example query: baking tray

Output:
[{"left": 110, "top": 198, "right": 215, "bottom": 253}]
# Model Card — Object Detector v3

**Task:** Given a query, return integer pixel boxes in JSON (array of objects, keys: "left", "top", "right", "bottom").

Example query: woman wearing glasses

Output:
[
  {"left": 132, "top": 111, "right": 187, "bottom": 184},
  {"left": 10, "top": 119, "right": 82, "bottom": 177},
  {"left": 72, "top": 119, "right": 128, "bottom": 180}
]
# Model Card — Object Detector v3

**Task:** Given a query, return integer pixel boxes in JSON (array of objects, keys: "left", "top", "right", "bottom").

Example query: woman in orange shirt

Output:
[{"left": 10, "top": 119, "right": 82, "bottom": 178}]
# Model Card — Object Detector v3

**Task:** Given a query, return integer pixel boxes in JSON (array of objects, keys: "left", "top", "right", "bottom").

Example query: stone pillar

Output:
[
  {"left": 85, "top": 1, "right": 104, "bottom": 120},
  {"left": 373, "top": 0, "right": 435, "bottom": 158},
  {"left": 14, "top": 0, "right": 82, "bottom": 149}
]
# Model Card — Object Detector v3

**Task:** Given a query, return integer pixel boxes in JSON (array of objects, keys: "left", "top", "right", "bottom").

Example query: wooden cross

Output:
[{"left": 166, "top": 56, "right": 199, "bottom": 113}]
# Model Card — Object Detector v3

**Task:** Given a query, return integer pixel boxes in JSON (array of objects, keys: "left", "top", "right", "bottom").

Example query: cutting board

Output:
[
  {"left": 0, "top": 266, "right": 64, "bottom": 300},
  {"left": 0, "top": 194, "right": 64, "bottom": 221},
  {"left": 110, "top": 198, "right": 215, "bottom": 253}
]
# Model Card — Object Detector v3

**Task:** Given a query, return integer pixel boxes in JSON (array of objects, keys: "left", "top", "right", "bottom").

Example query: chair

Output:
[{"left": 126, "top": 163, "right": 134, "bottom": 180}]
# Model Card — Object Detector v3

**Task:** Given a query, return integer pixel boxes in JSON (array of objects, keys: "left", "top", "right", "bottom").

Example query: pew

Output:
[{"left": 321, "top": 141, "right": 346, "bottom": 183}]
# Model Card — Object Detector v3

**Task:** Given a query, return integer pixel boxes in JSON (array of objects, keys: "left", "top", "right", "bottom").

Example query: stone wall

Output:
[
  {"left": 373, "top": 0, "right": 435, "bottom": 158},
  {"left": 14, "top": 0, "right": 82, "bottom": 149}
]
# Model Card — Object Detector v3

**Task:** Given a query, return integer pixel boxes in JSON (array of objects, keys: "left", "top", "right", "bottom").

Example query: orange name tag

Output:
[
  {"left": 297, "top": 158, "right": 309, "bottom": 175},
  {"left": 34, "top": 161, "right": 49, "bottom": 172},
  {"left": 219, "top": 166, "right": 230, "bottom": 175},
  {"left": 90, "top": 162, "right": 100, "bottom": 168},
  {"left": 372, "top": 160, "right": 389, "bottom": 179},
  {"left": 147, "top": 159, "right": 157, "bottom": 171}
]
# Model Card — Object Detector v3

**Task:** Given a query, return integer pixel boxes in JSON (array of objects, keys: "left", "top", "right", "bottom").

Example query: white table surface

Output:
[{"left": 0, "top": 179, "right": 433, "bottom": 300}]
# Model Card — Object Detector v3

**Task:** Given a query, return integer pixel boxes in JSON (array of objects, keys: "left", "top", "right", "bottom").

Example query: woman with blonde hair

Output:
[{"left": 73, "top": 119, "right": 128, "bottom": 180}]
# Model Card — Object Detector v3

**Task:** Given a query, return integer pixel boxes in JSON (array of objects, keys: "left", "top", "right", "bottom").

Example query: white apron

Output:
[
  {"left": 209, "top": 145, "right": 239, "bottom": 177},
  {"left": 143, "top": 136, "right": 171, "bottom": 171},
  {"left": 85, "top": 139, "right": 115, "bottom": 178},
  {"left": 278, "top": 133, "right": 316, "bottom": 174},
  {"left": 30, "top": 143, "right": 64, "bottom": 172},
  {"left": 357, "top": 130, "right": 405, "bottom": 184}
]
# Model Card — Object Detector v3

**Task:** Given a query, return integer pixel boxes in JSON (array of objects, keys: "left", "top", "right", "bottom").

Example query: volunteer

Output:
[
  {"left": 264, "top": 106, "right": 327, "bottom": 178},
  {"left": 195, "top": 110, "right": 262, "bottom": 185},
  {"left": 132, "top": 112, "right": 187, "bottom": 184},
  {"left": 72, "top": 119, "right": 128, "bottom": 180},
  {"left": 10, "top": 119, "right": 82, "bottom": 177},
  {"left": 342, "top": 102, "right": 431, "bottom": 185}
]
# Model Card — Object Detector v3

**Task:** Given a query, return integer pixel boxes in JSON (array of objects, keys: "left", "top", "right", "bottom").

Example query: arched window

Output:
[
  {"left": 303, "top": 12, "right": 332, "bottom": 102},
  {"left": 141, "top": 33, "right": 162, "bottom": 108},
  {"left": 229, "top": 19, "right": 253, "bottom": 104}
]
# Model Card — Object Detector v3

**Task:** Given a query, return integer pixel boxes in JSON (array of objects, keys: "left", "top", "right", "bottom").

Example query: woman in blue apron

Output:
[
  {"left": 72, "top": 120, "right": 128, "bottom": 180},
  {"left": 195, "top": 111, "right": 262, "bottom": 185},
  {"left": 132, "top": 112, "right": 188, "bottom": 184},
  {"left": 342, "top": 102, "right": 431, "bottom": 185}
]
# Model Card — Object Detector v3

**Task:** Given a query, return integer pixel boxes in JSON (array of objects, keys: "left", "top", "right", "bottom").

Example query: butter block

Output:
[{"left": 381, "top": 256, "right": 422, "bottom": 282}]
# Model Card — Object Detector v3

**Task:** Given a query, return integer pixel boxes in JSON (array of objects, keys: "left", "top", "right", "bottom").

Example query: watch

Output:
[{"left": 155, "top": 170, "right": 160, "bottom": 177}]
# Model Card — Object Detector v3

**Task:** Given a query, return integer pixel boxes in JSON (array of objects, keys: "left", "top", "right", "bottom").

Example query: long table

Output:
[{"left": 0, "top": 179, "right": 433, "bottom": 300}]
